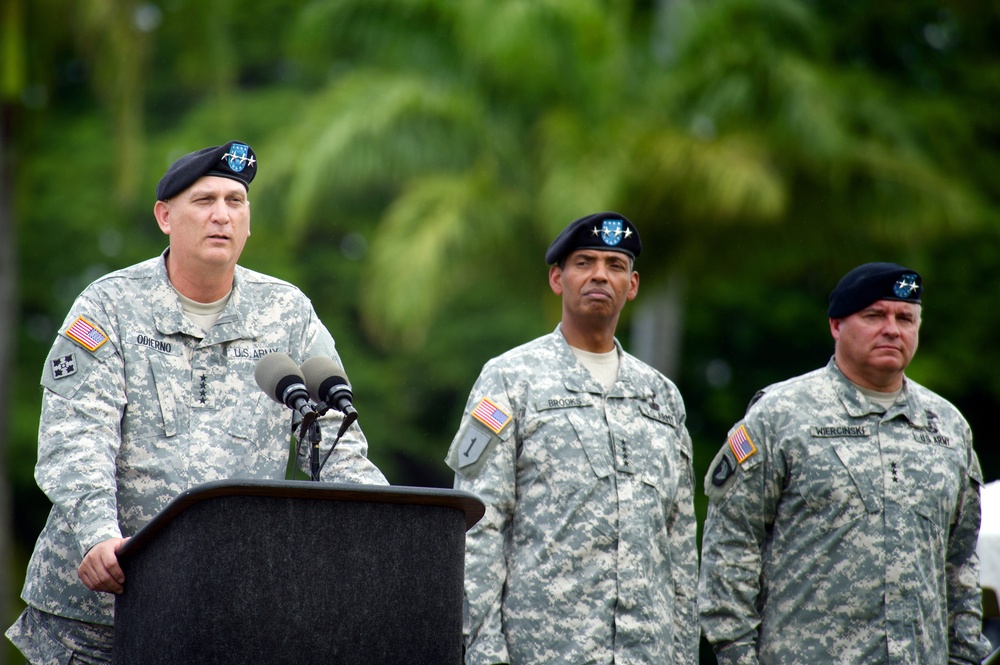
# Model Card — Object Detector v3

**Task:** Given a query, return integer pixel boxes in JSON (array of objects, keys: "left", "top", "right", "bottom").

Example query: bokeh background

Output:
[{"left": 2, "top": 0, "right": 999, "bottom": 662}]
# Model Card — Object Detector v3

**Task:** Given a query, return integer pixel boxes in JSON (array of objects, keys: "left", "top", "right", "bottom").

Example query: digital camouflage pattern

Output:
[
  {"left": 13, "top": 252, "right": 387, "bottom": 629},
  {"left": 698, "top": 358, "right": 991, "bottom": 665},
  {"left": 7, "top": 607, "right": 114, "bottom": 665},
  {"left": 446, "top": 326, "right": 699, "bottom": 665}
]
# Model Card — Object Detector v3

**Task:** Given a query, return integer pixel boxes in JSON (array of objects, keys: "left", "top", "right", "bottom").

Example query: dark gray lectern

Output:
[{"left": 113, "top": 480, "right": 484, "bottom": 665}]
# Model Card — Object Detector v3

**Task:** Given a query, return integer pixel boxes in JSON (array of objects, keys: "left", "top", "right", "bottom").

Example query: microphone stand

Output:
[
  {"left": 300, "top": 416, "right": 323, "bottom": 482},
  {"left": 317, "top": 409, "right": 358, "bottom": 478}
]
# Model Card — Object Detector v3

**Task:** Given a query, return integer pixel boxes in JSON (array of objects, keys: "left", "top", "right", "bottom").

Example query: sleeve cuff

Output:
[
  {"left": 464, "top": 634, "right": 509, "bottom": 665},
  {"left": 713, "top": 642, "right": 759, "bottom": 665}
]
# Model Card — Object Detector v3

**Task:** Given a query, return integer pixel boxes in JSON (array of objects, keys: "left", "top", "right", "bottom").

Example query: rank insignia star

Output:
[{"left": 893, "top": 273, "right": 921, "bottom": 298}]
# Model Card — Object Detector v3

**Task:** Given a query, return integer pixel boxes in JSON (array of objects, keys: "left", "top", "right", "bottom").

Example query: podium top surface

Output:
[{"left": 118, "top": 480, "right": 485, "bottom": 561}]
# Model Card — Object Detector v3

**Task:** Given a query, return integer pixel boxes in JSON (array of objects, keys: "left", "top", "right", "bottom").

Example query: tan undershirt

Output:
[
  {"left": 857, "top": 384, "right": 902, "bottom": 410},
  {"left": 174, "top": 287, "right": 231, "bottom": 332},
  {"left": 570, "top": 347, "right": 620, "bottom": 391}
]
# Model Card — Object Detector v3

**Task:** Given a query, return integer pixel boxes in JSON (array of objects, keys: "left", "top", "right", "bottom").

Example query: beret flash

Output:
[
  {"left": 156, "top": 140, "right": 257, "bottom": 201},
  {"left": 828, "top": 262, "right": 922, "bottom": 318},
  {"left": 545, "top": 211, "right": 642, "bottom": 265}
]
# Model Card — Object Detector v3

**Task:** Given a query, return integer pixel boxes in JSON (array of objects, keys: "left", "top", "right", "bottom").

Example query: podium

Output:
[{"left": 113, "top": 480, "right": 484, "bottom": 664}]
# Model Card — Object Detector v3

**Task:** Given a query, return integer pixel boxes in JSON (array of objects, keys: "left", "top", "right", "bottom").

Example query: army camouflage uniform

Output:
[
  {"left": 698, "top": 358, "right": 991, "bottom": 665},
  {"left": 446, "top": 326, "right": 699, "bottom": 665},
  {"left": 7, "top": 252, "right": 386, "bottom": 658}
]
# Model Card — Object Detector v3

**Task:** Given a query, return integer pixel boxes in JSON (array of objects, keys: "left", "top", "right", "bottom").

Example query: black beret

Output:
[
  {"left": 156, "top": 140, "right": 257, "bottom": 201},
  {"left": 545, "top": 211, "right": 642, "bottom": 265},
  {"left": 827, "top": 262, "right": 922, "bottom": 318}
]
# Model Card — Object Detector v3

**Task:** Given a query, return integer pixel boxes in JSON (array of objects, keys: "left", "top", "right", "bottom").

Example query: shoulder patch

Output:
[
  {"left": 728, "top": 424, "right": 757, "bottom": 463},
  {"left": 446, "top": 419, "right": 503, "bottom": 481},
  {"left": 470, "top": 397, "right": 511, "bottom": 434},
  {"left": 50, "top": 353, "right": 78, "bottom": 380},
  {"left": 704, "top": 445, "right": 741, "bottom": 502},
  {"left": 64, "top": 316, "right": 109, "bottom": 352},
  {"left": 455, "top": 423, "right": 495, "bottom": 469},
  {"left": 710, "top": 453, "right": 735, "bottom": 487}
]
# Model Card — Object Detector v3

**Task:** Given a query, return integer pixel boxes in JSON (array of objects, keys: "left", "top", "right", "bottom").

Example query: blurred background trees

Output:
[{"left": 2, "top": 0, "right": 999, "bottom": 662}]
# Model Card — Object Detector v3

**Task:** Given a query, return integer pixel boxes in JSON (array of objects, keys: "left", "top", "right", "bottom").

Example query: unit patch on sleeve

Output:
[
  {"left": 456, "top": 426, "right": 492, "bottom": 469},
  {"left": 728, "top": 424, "right": 757, "bottom": 464},
  {"left": 448, "top": 397, "right": 513, "bottom": 474},
  {"left": 50, "top": 353, "right": 77, "bottom": 380},
  {"left": 470, "top": 397, "right": 511, "bottom": 435},
  {"left": 64, "top": 316, "right": 109, "bottom": 352}
]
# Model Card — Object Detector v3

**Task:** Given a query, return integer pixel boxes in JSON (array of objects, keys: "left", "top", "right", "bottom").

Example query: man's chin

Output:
[{"left": 868, "top": 355, "right": 908, "bottom": 374}]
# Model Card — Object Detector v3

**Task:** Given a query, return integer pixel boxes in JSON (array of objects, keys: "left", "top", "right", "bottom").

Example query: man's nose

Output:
[
  {"left": 882, "top": 316, "right": 902, "bottom": 336},
  {"left": 209, "top": 200, "right": 231, "bottom": 224}
]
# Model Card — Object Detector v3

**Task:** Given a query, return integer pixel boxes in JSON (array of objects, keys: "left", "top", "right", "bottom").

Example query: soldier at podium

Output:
[
  {"left": 6, "top": 141, "right": 387, "bottom": 664},
  {"left": 446, "top": 212, "right": 699, "bottom": 664}
]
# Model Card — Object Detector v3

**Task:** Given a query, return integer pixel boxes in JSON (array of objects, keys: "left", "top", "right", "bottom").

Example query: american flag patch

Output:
[
  {"left": 65, "top": 316, "right": 109, "bottom": 352},
  {"left": 728, "top": 424, "right": 757, "bottom": 463},
  {"left": 471, "top": 397, "right": 511, "bottom": 434}
]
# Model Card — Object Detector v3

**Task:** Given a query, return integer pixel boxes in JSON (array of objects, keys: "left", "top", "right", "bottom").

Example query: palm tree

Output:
[{"left": 262, "top": 0, "right": 789, "bottom": 358}]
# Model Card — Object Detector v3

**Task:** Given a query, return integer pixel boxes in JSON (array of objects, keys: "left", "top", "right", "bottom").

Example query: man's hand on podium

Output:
[{"left": 78, "top": 537, "right": 130, "bottom": 594}]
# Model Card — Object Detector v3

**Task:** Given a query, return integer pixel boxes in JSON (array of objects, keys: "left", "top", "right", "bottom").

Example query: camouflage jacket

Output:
[
  {"left": 446, "top": 326, "right": 699, "bottom": 665},
  {"left": 698, "top": 358, "right": 991, "bottom": 665},
  {"left": 21, "top": 252, "right": 386, "bottom": 625}
]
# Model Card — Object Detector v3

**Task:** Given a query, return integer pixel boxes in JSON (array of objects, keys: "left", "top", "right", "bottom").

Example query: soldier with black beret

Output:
[
  {"left": 6, "top": 141, "right": 387, "bottom": 663},
  {"left": 698, "top": 262, "right": 991, "bottom": 664},
  {"left": 446, "top": 212, "right": 699, "bottom": 663}
]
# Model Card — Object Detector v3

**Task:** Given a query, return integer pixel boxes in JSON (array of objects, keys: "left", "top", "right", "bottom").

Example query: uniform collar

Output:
[
  {"left": 551, "top": 324, "right": 653, "bottom": 398},
  {"left": 152, "top": 249, "right": 256, "bottom": 343},
  {"left": 826, "top": 356, "right": 929, "bottom": 427},
  {"left": 552, "top": 324, "right": 614, "bottom": 393}
]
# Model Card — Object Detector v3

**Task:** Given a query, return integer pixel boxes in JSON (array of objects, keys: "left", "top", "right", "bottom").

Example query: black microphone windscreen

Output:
[
  {"left": 300, "top": 356, "right": 350, "bottom": 403},
  {"left": 255, "top": 352, "right": 304, "bottom": 403}
]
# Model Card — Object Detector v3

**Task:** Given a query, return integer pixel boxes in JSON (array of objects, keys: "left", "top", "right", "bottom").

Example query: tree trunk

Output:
[
  {"left": 1, "top": 0, "right": 24, "bottom": 657},
  {"left": 631, "top": 275, "right": 686, "bottom": 380},
  {"left": 0, "top": 101, "right": 17, "bottom": 665}
]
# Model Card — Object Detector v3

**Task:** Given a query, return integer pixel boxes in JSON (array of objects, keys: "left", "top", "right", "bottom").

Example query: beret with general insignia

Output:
[
  {"left": 827, "top": 262, "right": 922, "bottom": 318},
  {"left": 545, "top": 211, "right": 642, "bottom": 265},
  {"left": 156, "top": 140, "right": 257, "bottom": 200}
]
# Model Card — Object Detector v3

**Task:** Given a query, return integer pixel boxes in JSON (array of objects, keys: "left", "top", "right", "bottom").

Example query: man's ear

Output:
[
  {"left": 153, "top": 200, "right": 171, "bottom": 235},
  {"left": 626, "top": 271, "right": 639, "bottom": 302},
  {"left": 548, "top": 265, "right": 563, "bottom": 296}
]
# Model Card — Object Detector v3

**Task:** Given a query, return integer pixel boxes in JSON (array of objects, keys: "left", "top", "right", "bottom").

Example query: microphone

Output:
[
  {"left": 254, "top": 352, "right": 318, "bottom": 423},
  {"left": 300, "top": 356, "right": 359, "bottom": 433}
]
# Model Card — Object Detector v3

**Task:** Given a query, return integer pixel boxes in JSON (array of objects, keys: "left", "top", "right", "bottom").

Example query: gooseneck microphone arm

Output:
[
  {"left": 301, "top": 356, "right": 362, "bottom": 477},
  {"left": 255, "top": 353, "right": 321, "bottom": 475}
]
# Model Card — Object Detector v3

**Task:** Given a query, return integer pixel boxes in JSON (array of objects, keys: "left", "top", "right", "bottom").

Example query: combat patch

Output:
[
  {"left": 728, "top": 424, "right": 757, "bottom": 464},
  {"left": 64, "top": 316, "right": 108, "bottom": 352}
]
